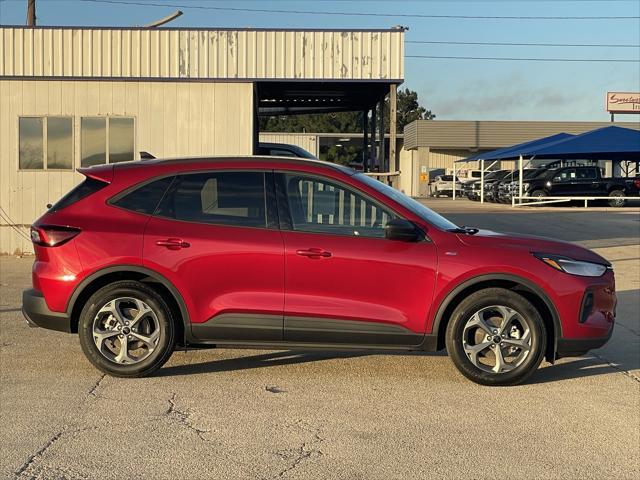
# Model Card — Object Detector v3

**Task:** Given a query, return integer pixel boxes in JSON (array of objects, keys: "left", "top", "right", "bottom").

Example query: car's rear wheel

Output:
[
  {"left": 78, "top": 281, "right": 175, "bottom": 377},
  {"left": 608, "top": 189, "right": 625, "bottom": 207},
  {"left": 445, "top": 288, "right": 546, "bottom": 386}
]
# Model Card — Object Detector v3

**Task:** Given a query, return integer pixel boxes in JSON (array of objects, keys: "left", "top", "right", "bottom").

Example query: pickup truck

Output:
[{"left": 523, "top": 165, "right": 639, "bottom": 207}]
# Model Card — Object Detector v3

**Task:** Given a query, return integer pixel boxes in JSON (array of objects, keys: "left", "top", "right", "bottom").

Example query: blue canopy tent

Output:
[
  {"left": 460, "top": 132, "right": 574, "bottom": 163},
  {"left": 453, "top": 132, "right": 574, "bottom": 201},
  {"left": 515, "top": 126, "right": 640, "bottom": 161}
]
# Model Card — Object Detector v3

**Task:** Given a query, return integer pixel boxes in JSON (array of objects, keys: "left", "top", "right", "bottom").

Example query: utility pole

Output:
[{"left": 26, "top": 0, "right": 36, "bottom": 26}]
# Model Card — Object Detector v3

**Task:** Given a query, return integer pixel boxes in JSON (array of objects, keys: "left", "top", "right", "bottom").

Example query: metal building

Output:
[{"left": 0, "top": 25, "right": 405, "bottom": 253}]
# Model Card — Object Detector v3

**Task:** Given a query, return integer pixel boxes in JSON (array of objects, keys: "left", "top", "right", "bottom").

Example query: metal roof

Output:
[{"left": 0, "top": 26, "right": 404, "bottom": 82}]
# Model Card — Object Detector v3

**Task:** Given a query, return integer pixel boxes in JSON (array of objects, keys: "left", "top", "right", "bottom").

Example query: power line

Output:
[
  {"left": 76, "top": 0, "right": 640, "bottom": 20},
  {"left": 407, "top": 40, "right": 640, "bottom": 48},
  {"left": 406, "top": 55, "right": 640, "bottom": 62}
]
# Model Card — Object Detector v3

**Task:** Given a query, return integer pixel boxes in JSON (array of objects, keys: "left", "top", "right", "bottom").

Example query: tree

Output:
[
  {"left": 259, "top": 87, "right": 434, "bottom": 134},
  {"left": 384, "top": 88, "right": 436, "bottom": 133}
]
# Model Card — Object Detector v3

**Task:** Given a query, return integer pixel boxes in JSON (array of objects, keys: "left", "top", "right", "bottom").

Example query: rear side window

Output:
[
  {"left": 157, "top": 171, "right": 267, "bottom": 228},
  {"left": 111, "top": 176, "right": 175, "bottom": 215},
  {"left": 49, "top": 177, "right": 108, "bottom": 212}
]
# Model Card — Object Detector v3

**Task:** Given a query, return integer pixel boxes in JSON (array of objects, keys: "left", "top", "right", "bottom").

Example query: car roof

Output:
[{"left": 79, "top": 155, "right": 355, "bottom": 177}]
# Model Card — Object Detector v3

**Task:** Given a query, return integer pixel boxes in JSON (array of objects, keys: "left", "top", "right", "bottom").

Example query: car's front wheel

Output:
[
  {"left": 445, "top": 288, "right": 546, "bottom": 386},
  {"left": 78, "top": 281, "right": 176, "bottom": 377},
  {"left": 608, "top": 189, "right": 625, "bottom": 208}
]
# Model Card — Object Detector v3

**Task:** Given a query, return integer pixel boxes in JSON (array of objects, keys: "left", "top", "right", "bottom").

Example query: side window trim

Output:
[{"left": 273, "top": 171, "right": 401, "bottom": 238}]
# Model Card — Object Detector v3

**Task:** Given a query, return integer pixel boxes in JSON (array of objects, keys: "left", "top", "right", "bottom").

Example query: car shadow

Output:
[
  {"left": 528, "top": 356, "right": 638, "bottom": 385},
  {"left": 159, "top": 346, "right": 637, "bottom": 385},
  {"left": 158, "top": 348, "right": 447, "bottom": 377}
]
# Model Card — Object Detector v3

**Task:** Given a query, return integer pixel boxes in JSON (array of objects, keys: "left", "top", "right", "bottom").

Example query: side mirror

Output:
[{"left": 385, "top": 218, "right": 421, "bottom": 242}]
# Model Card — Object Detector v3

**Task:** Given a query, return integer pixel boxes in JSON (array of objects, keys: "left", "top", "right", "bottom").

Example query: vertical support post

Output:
[
  {"left": 480, "top": 159, "right": 485, "bottom": 204},
  {"left": 370, "top": 103, "right": 377, "bottom": 171},
  {"left": 252, "top": 84, "right": 260, "bottom": 155},
  {"left": 27, "top": 0, "right": 36, "bottom": 26},
  {"left": 378, "top": 98, "right": 386, "bottom": 173},
  {"left": 389, "top": 84, "right": 397, "bottom": 173},
  {"left": 518, "top": 154, "right": 524, "bottom": 205},
  {"left": 362, "top": 110, "right": 369, "bottom": 172},
  {"left": 452, "top": 161, "right": 457, "bottom": 200}
]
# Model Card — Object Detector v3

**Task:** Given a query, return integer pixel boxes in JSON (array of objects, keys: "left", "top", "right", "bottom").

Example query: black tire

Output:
[
  {"left": 531, "top": 189, "right": 547, "bottom": 199},
  {"left": 445, "top": 288, "right": 547, "bottom": 386},
  {"left": 608, "top": 189, "right": 625, "bottom": 208},
  {"left": 78, "top": 280, "right": 176, "bottom": 377}
]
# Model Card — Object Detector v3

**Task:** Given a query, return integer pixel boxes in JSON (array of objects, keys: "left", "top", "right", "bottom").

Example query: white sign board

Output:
[{"left": 606, "top": 92, "right": 640, "bottom": 113}]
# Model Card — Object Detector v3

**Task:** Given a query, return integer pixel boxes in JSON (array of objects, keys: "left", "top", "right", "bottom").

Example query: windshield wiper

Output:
[{"left": 448, "top": 226, "right": 479, "bottom": 235}]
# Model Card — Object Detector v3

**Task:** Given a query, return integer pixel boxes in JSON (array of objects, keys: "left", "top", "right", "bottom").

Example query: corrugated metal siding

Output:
[
  {"left": 404, "top": 120, "right": 640, "bottom": 150},
  {"left": 0, "top": 27, "right": 404, "bottom": 81},
  {"left": 0, "top": 79, "right": 253, "bottom": 254},
  {"left": 258, "top": 133, "right": 318, "bottom": 157},
  {"left": 427, "top": 149, "right": 474, "bottom": 170}
]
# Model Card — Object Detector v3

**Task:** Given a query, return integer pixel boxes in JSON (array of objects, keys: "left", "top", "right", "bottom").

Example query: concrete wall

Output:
[{"left": 0, "top": 79, "right": 253, "bottom": 254}]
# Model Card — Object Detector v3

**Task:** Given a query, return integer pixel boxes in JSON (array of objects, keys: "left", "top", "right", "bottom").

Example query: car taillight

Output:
[
  {"left": 30, "top": 225, "right": 81, "bottom": 247},
  {"left": 633, "top": 178, "right": 640, "bottom": 189}
]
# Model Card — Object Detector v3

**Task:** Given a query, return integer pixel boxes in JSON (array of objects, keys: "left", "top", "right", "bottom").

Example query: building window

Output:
[
  {"left": 19, "top": 117, "right": 73, "bottom": 170},
  {"left": 47, "top": 117, "right": 74, "bottom": 169},
  {"left": 81, "top": 117, "right": 135, "bottom": 167}
]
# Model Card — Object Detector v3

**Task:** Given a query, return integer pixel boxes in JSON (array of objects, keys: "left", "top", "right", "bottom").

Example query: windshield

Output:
[{"left": 356, "top": 174, "right": 459, "bottom": 231}]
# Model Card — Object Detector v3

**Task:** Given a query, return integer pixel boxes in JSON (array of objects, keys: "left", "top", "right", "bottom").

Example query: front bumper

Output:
[
  {"left": 556, "top": 327, "right": 613, "bottom": 358},
  {"left": 22, "top": 289, "right": 71, "bottom": 333}
]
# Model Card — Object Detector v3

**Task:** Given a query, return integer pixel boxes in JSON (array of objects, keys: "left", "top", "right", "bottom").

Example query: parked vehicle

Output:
[
  {"left": 430, "top": 175, "right": 463, "bottom": 197},
  {"left": 524, "top": 166, "right": 634, "bottom": 207},
  {"left": 23, "top": 156, "right": 615, "bottom": 386},
  {"left": 484, "top": 170, "right": 511, "bottom": 202},
  {"left": 455, "top": 169, "right": 483, "bottom": 184},
  {"left": 464, "top": 170, "right": 509, "bottom": 201},
  {"left": 496, "top": 169, "right": 539, "bottom": 203},
  {"left": 257, "top": 142, "right": 317, "bottom": 159}
]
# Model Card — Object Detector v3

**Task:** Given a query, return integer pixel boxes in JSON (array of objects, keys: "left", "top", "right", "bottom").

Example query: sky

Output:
[{"left": 0, "top": 0, "right": 639, "bottom": 122}]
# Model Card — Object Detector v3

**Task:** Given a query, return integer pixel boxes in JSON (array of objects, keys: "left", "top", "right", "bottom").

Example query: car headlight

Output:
[{"left": 534, "top": 253, "right": 609, "bottom": 277}]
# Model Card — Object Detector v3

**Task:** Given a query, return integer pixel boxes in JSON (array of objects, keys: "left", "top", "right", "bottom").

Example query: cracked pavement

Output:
[{"left": 1, "top": 204, "right": 639, "bottom": 479}]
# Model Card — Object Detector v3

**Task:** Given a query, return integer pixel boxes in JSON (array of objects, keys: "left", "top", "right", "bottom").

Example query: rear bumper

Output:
[
  {"left": 556, "top": 326, "right": 613, "bottom": 358},
  {"left": 22, "top": 289, "right": 71, "bottom": 333}
]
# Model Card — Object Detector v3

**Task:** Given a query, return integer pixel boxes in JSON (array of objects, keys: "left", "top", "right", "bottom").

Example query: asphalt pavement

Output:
[{"left": 1, "top": 200, "right": 638, "bottom": 479}]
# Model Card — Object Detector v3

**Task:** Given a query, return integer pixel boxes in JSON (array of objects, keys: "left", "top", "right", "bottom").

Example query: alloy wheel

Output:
[
  {"left": 461, "top": 305, "right": 532, "bottom": 374},
  {"left": 92, "top": 297, "right": 161, "bottom": 365}
]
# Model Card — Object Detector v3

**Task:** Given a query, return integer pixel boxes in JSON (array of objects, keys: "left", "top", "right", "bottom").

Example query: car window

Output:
[
  {"left": 111, "top": 176, "right": 175, "bottom": 215},
  {"left": 156, "top": 171, "right": 267, "bottom": 228},
  {"left": 282, "top": 174, "right": 396, "bottom": 238},
  {"left": 557, "top": 169, "right": 576, "bottom": 181},
  {"left": 577, "top": 168, "right": 597, "bottom": 180}
]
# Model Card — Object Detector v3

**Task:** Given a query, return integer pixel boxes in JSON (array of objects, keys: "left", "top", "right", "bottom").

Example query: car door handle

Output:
[
  {"left": 156, "top": 238, "right": 190, "bottom": 250},
  {"left": 296, "top": 248, "right": 332, "bottom": 259}
]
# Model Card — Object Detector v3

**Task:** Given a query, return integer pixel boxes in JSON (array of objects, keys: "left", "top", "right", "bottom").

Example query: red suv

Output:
[{"left": 22, "top": 157, "right": 615, "bottom": 385}]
